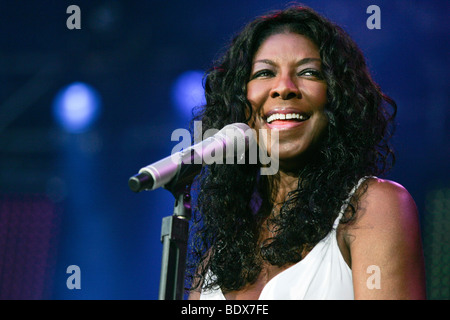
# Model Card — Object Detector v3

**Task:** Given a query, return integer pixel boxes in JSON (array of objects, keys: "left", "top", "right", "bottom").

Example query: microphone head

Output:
[
  {"left": 217, "top": 123, "right": 256, "bottom": 163},
  {"left": 219, "top": 123, "right": 254, "bottom": 141},
  {"left": 222, "top": 122, "right": 251, "bottom": 131}
]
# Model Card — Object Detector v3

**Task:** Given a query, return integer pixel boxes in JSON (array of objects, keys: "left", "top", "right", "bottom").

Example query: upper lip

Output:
[{"left": 263, "top": 107, "right": 311, "bottom": 121}]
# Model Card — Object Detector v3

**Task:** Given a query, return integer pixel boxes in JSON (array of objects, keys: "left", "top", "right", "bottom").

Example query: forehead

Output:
[{"left": 253, "top": 32, "right": 320, "bottom": 61}]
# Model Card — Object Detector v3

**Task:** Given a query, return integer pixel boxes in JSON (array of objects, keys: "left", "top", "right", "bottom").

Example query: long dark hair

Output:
[{"left": 187, "top": 5, "right": 397, "bottom": 293}]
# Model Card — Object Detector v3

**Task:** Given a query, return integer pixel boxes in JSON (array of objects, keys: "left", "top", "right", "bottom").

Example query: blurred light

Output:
[
  {"left": 171, "top": 70, "right": 206, "bottom": 119},
  {"left": 53, "top": 82, "right": 101, "bottom": 133}
]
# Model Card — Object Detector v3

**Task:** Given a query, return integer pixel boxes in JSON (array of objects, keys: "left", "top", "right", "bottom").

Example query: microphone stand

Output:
[
  {"left": 158, "top": 184, "right": 191, "bottom": 300},
  {"left": 129, "top": 151, "right": 202, "bottom": 300},
  {"left": 157, "top": 163, "right": 200, "bottom": 300}
]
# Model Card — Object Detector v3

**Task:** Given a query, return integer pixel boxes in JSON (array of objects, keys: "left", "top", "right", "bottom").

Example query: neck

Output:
[{"left": 267, "top": 168, "right": 300, "bottom": 206}]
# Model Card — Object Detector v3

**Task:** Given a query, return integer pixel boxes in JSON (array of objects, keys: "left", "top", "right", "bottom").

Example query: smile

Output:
[{"left": 266, "top": 112, "right": 310, "bottom": 124}]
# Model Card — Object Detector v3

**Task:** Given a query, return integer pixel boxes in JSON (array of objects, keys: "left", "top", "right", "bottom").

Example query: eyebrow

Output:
[{"left": 253, "top": 57, "right": 321, "bottom": 67}]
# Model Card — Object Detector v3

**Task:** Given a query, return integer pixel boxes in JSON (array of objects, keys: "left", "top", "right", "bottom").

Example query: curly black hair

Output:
[{"left": 186, "top": 5, "right": 397, "bottom": 293}]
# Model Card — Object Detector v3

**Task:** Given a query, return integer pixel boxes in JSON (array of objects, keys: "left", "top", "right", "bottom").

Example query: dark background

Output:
[{"left": 0, "top": 0, "right": 448, "bottom": 299}]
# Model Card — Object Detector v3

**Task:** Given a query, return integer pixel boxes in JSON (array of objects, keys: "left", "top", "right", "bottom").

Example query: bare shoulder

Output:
[
  {"left": 347, "top": 177, "right": 426, "bottom": 299},
  {"left": 350, "top": 177, "right": 418, "bottom": 229},
  {"left": 364, "top": 177, "right": 413, "bottom": 197},
  {"left": 346, "top": 177, "right": 423, "bottom": 250}
]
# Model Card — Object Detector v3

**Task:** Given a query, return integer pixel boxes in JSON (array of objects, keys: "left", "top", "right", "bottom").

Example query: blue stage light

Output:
[
  {"left": 171, "top": 70, "right": 206, "bottom": 119},
  {"left": 53, "top": 82, "right": 101, "bottom": 133}
]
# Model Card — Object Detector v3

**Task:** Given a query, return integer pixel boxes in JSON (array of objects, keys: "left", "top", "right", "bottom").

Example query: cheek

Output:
[
  {"left": 246, "top": 83, "right": 263, "bottom": 129},
  {"left": 246, "top": 83, "right": 268, "bottom": 113},
  {"left": 314, "top": 114, "right": 329, "bottom": 139},
  {"left": 246, "top": 81, "right": 257, "bottom": 101},
  {"left": 311, "top": 86, "right": 329, "bottom": 140},
  {"left": 304, "top": 82, "right": 328, "bottom": 109}
]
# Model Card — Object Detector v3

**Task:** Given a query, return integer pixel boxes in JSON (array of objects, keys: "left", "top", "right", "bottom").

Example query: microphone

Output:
[{"left": 128, "top": 123, "right": 255, "bottom": 193}]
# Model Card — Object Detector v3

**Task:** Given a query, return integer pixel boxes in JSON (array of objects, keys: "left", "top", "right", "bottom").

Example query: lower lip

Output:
[{"left": 265, "top": 119, "right": 308, "bottom": 130}]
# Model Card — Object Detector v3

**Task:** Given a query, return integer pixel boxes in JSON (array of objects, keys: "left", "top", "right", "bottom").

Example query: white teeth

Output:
[{"left": 266, "top": 113, "right": 309, "bottom": 123}]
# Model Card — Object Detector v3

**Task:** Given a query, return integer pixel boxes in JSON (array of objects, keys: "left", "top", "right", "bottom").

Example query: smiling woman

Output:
[{"left": 186, "top": 5, "right": 426, "bottom": 300}]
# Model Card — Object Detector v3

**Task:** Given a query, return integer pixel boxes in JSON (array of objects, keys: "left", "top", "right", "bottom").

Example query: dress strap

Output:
[{"left": 333, "top": 176, "right": 375, "bottom": 228}]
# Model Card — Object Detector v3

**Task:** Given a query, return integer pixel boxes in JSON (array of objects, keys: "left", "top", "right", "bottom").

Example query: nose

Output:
[{"left": 270, "top": 74, "right": 301, "bottom": 100}]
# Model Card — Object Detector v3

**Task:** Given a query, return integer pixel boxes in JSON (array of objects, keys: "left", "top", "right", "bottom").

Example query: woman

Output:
[{"left": 187, "top": 5, "right": 426, "bottom": 300}]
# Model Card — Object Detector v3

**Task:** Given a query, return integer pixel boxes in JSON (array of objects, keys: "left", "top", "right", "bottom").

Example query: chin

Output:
[{"left": 274, "top": 141, "right": 308, "bottom": 159}]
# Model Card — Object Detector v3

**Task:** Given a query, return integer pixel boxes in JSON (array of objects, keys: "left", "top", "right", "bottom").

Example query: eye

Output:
[
  {"left": 299, "top": 68, "right": 323, "bottom": 79},
  {"left": 250, "top": 69, "right": 275, "bottom": 80}
]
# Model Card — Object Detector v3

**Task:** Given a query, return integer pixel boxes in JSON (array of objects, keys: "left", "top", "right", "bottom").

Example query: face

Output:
[{"left": 246, "top": 32, "right": 328, "bottom": 170}]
